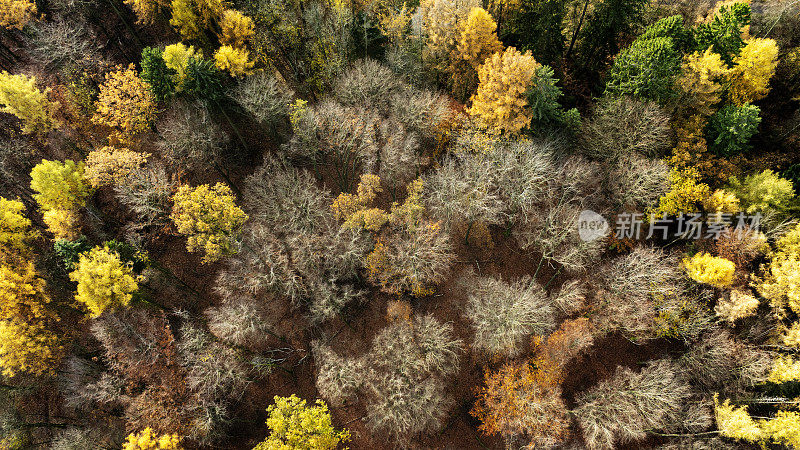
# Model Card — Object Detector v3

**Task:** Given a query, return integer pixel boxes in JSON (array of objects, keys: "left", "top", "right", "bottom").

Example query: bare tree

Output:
[
  {"left": 462, "top": 272, "right": 555, "bottom": 358},
  {"left": 424, "top": 152, "right": 506, "bottom": 238},
  {"left": 313, "top": 315, "right": 462, "bottom": 444},
  {"left": 216, "top": 158, "right": 369, "bottom": 322},
  {"left": 230, "top": 71, "right": 293, "bottom": 132},
  {"left": 157, "top": 100, "right": 229, "bottom": 173},
  {"left": 581, "top": 96, "right": 672, "bottom": 162},
  {"left": 573, "top": 359, "right": 692, "bottom": 450}
]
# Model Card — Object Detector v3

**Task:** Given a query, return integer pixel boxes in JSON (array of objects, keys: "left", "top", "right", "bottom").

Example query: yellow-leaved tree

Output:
[
  {"left": 122, "top": 428, "right": 182, "bottom": 450},
  {"left": 468, "top": 47, "right": 540, "bottom": 134},
  {"left": 0, "top": 0, "right": 36, "bottom": 30},
  {"left": 0, "top": 197, "right": 36, "bottom": 262},
  {"left": 760, "top": 410, "right": 800, "bottom": 448},
  {"left": 219, "top": 9, "right": 254, "bottom": 49},
  {"left": 714, "top": 394, "right": 762, "bottom": 442},
  {"left": 30, "top": 159, "right": 91, "bottom": 239},
  {"left": 29, "top": 159, "right": 90, "bottom": 212},
  {"left": 169, "top": 0, "right": 202, "bottom": 40},
  {"left": 420, "top": 0, "right": 478, "bottom": 70},
  {"left": 456, "top": 8, "right": 502, "bottom": 70},
  {"left": 0, "top": 319, "right": 61, "bottom": 377},
  {"left": 682, "top": 252, "right": 735, "bottom": 288},
  {"left": 170, "top": 183, "right": 248, "bottom": 263},
  {"left": 0, "top": 71, "right": 58, "bottom": 134},
  {"left": 214, "top": 45, "right": 254, "bottom": 77},
  {"left": 729, "top": 38, "right": 779, "bottom": 106},
  {"left": 676, "top": 47, "right": 731, "bottom": 116},
  {"left": 758, "top": 223, "right": 800, "bottom": 313},
  {"left": 0, "top": 197, "right": 62, "bottom": 377},
  {"left": 0, "top": 262, "right": 51, "bottom": 322},
  {"left": 92, "top": 64, "right": 156, "bottom": 144},
  {"left": 169, "top": 0, "right": 224, "bottom": 40},
  {"left": 450, "top": 7, "right": 502, "bottom": 99},
  {"left": 163, "top": 43, "right": 199, "bottom": 83},
  {"left": 254, "top": 395, "right": 350, "bottom": 450},
  {"left": 124, "top": 0, "right": 170, "bottom": 24},
  {"left": 85, "top": 147, "right": 150, "bottom": 188},
  {"left": 655, "top": 167, "right": 711, "bottom": 216},
  {"left": 69, "top": 245, "right": 139, "bottom": 317}
]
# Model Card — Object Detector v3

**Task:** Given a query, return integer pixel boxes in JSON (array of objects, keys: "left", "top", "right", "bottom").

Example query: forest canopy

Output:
[{"left": 0, "top": 0, "right": 799, "bottom": 448}]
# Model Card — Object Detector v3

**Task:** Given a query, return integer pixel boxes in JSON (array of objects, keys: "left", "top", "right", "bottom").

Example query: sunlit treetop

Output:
[
  {"left": 92, "top": 64, "right": 157, "bottom": 144},
  {"left": 219, "top": 9, "right": 254, "bottom": 49},
  {"left": 29, "top": 159, "right": 91, "bottom": 212},
  {"left": 0, "top": 71, "right": 58, "bottom": 134},
  {"left": 0, "top": 197, "right": 36, "bottom": 262},
  {"left": 214, "top": 45, "right": 254, "bottom": 77},
  {"left": 163, "top": 43, "right": 200, "bottom": 82},
  {"left": 124, "top": 0, "right": 170, "bottom": 24},
  {"left": 0, "top": 318, "right": 62, "bottom": 378},
  {"left": 171, "top": 183, "right": 248, "bottom": 263},
  {"left": 254, "top": 395, "right": 350, "bottom": 450},
  {"left": 122, "top": 428, "right": 182, "bottom": 450},
  {"left": 0, "top": 0, "right": 37, "bottom": 30},
  {"left": 68, "top": 245, "right": 139, "bottom": 317},
  {"left": 468, "top": 47, "right": 540, "bottom": 134}
]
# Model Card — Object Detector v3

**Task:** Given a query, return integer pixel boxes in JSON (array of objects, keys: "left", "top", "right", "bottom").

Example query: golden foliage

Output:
[
  {"left": 767, "top": 355, "right": 800, "bottom": 384},
  {"left": 450, "top": 7, "right": 503, "bottom": 97},
  {"left": 331, "top": 174, "right": 388, "bottom": 231},
  {"left": 420, "top": 0, "right": 479, "bottom": 69},
  {"left": 682, "top": 252, "right": 735, "bottom": 288},
  {"left": 219, "top": 9, "right": 254, "bottom": 48},
  {"left": 455, "top": 8, "right": 502, "bottom": 70},
  {"left": 729, "top": 38, "right": 779, "bottom": 107},
  {"left": 170, "top": 0, "right": 202, "bottom": 40},
  {"left": 30, "top": 159, "right": 90, "bottom": 212},
  {"left": 42, "top": 208, "right": 80, "bottom": 240},
  {"left": 0, "top": 319, "right": 61, "bottom": 377},
  {"left": 0, "top": 197, "right": 36, "bottom": 263},
  {"left": 760, "top": 410, "right": 800, "bottom": 449},
  {"left": 676, "top": 48, "right": 731, "bottom": 116},
  {"left": 213, "top": 45, "right": 254, "bottom": 77},
  {"left": 122, "top": 428, "right": 182, "bottom": 450},
  {"left": 0, "top": 199, "right": 61, "bottom": 377},
  {"left": 0, "top": 71, "right": 58, "bottom": 134},
  {"left": 781, "top": 322, "right": 800, "bottom": 348},
  {"left": 69, "top": 246, "right": 139, "bottom": 317},
  {"left": 125, "top": 0, "right": 170, "bottom": 24},
  {"left": 85, "top": 147, "right": 150, "bottom": 188},
  {"left": 169, "top": 0, "right": 225, "bottom": 40},
  {"left": 703, "top": 189, "right": 740, "bottom": 219},
  {"left": 170, "top": 183, "right": 248, "bottom": 263},
  {"left": 758, "top": 252, "right": 800, "bottom": 314},
  {"left": 255, "top": 395, "right": 350, "bottom": 450},
  {"left": 655, "top": 167, "right": 711, "bottom": 216},
  {"left": 163, "top": 43, "right": 199, "bottom": 82},
  {"left": 714, "top": 394, "right": 762, "bottom": 442},
  {"left": 92, "top": 64, "right": 157, "bottom": 144},
  {"left": 0, "top": 262, "right": 50, "bottom": 325},
  {"left": 468, "top": 47, "right": 540, "bottom": 134},
  {"left": 667, "top": 116, "right": 737, "bottom": 184},
  {"left": 0, "top": 0, "right": 36, "bottom": 30}
]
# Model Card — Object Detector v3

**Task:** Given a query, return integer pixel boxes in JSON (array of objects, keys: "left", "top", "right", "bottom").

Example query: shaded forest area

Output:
[{"left": 1, "top": 0, "right": 800, "bottom": 448}]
